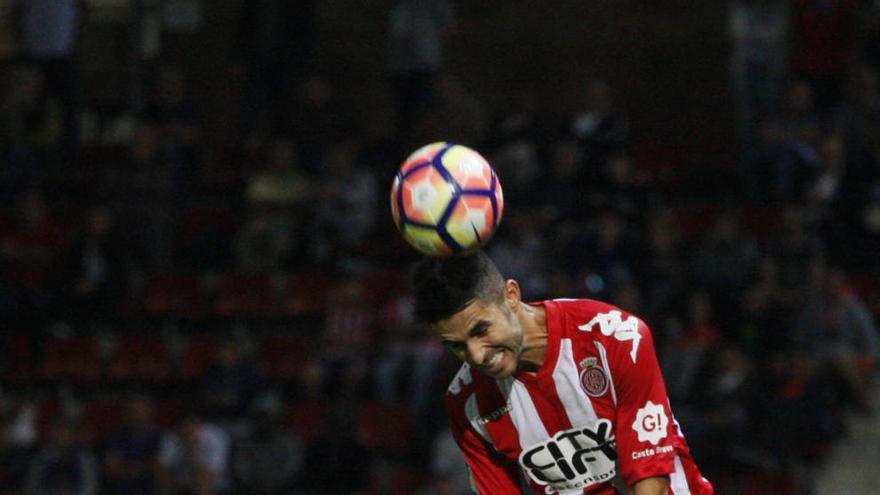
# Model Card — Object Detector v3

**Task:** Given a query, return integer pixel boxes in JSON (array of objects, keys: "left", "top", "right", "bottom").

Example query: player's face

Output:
[{"left": 436, "top": 281, "right": 524, "bottom": 379}]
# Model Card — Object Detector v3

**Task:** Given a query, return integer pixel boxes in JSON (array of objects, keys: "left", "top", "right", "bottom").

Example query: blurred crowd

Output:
[{"left": 1, "top": 0, "right": 880, "bottom": 494}]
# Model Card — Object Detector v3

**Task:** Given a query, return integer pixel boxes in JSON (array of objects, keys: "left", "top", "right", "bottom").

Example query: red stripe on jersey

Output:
[
  {"left": 518, "top": 301, "right": 575, "bottom": 434},
  {"left": 475, "top": 375, "right": 524, "bottom": 459}
]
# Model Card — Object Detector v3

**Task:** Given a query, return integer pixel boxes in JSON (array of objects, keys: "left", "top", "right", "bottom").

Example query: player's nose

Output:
[{"left": 466, "top": 339, "right": 487, "bottom": 366}]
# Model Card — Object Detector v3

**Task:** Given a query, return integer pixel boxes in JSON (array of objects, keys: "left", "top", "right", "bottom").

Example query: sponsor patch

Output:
[
  {"left": 579, "top": 366, "right": 609, "bottom": 397},
  {"left": 632, "top": 401, "right": 669, "bottom": 446},
  {"left": 519, "top": 419, "right": 617, "bottom": 493}
]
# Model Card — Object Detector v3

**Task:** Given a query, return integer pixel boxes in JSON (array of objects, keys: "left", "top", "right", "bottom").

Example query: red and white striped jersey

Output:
[{"left": 445, "top": 299, "right": 714, "bottom": 495}]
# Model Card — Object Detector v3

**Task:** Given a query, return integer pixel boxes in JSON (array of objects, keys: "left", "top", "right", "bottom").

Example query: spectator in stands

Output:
[
  {"left": 564, "top": 78, "right": 630, "bottom": 165},
  {"left": 156, "top": 409, "right": 231, "bottom": 495},
  {"left": 311, "top": 139, "right": 378, "bottom": 263},
  {"left": 415, "top": 73, "right": 489, "bottom": 146},
  {"left": 199, "top": 338, "right": 267, "bottom": 423},
  {"left": 636, "top": 207, "right": 686, "bottom": 325},
  {"left": 417, "top": 430, "right": 472, "bottom": 495},
  {"left": 806, "top": 132, "right": 848, "bottom": 214},
  {"left": 310, "top": 276, "right": 375, "bottom": 399},
  {"left": 689, "top": 208, "right": 761, "bottom": 330},
  {"left": 232, "top": 393, "right": 304, "bottom": 494},
  {"left": 793, "top": 261, "right": 879, "bottom": 412},
  {"left": 0, "top": 188, "right": 66, "bottom": 330},
  {"left": 235, "top": 0, "right": 318, "bottom": 136},
  {"left": 103, "top": 395, "right": 162, "bottom": 495},
  {"left": 563, "top": 208, "right": 639, "bottom": 300},
  {"left": 661, "top": 291, "right": 721, "bottom": 403},
  {"left": 25, "top": 419, "right": 99, "bottom": 495},
  {"left": 288, "top": 75, "right": 347, "bottom": 174},
  {"left": 235, "top": 135, "right": 311, "bottom": 272},
  {"left": 729, "top": 0, "right": 790, "bottom": 146},
  {"left": 0, "top": 65, "right": 62, "bottom": 197},
  {"left": 486, "top": 136, "right": 542, "bottom": 211},
  {"left": 386, "top": 0, "right": 455, "bottom": 139},
  {"left": 141, "top": 65, "right": 200, "bottom": 158},
  {"left": 0, "top": 393, "right": 38, "bottom": 492},
  {"left": 748, "top": 81, "right": 821, "bottom": 202},
  {"left": 683, "top": 345, "right": 759, "bottom": 492},
  {"left": 9, "top": 0, "right": 81, "bottom": 156},
  {"left": 534, "top": 138, "right": 589, "bottom": 221},
  {"left": 299, "top": 401, "right": 371, "bottom": 495},
  {"left": 53, "top": 206, "right": 129, "bottom": 329},
  {"left": 740, "top": 255, "right": 791, "bottom": 356},
  {"left": 792, "top": 0, "right": 857, "bottom": 112},
  {"left": 488, "top": 212, "right": 550, "bottom": 299},
  {"left": 768, "top": 203, "right": 826, "bottom": 305},
  {"left": 591, "top": 152, "right": 648, "bottom": 224}
]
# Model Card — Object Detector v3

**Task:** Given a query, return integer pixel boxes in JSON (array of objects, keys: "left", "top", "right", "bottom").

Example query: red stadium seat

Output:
[
  {"left": 672, "top": 203, "right": 718, "bottom": 242},
  {"left": 1, "top": 335, "right": 34, "bottom": 385},
  {"left": 145, "top": 273, "right": 207, "bottom": 320},
  {"left": 39, "top": 335, "right": 101, "bottom": 385},
  {"left": 282, "top": 272, "right": 333, "bottom": 317},
  {"left": 153, "top": 399, "right": 186, "bottom": 428},
  {"left": 362, "top": 270, "right": 408, "bottom": 306},
  {"left": 78, "top": 400, "right": 125, "bottom": 444},
  {"left": 179, "top": 333, "right": 218, "bottom": 379},
  {"left": 357, "top": 402, "right": 414, "bottom": 454},
  {"left": 214, "top": 272, "right": 276, "bottom": 318},
  {"left": 109, "top": 334, "right": 171, "bottom": 383},
  {"left": 258, "top": 335, "right": 314, "bottom": 381},
  {"left": 285, "top": 400, "right": 328, "bottom": 442}
]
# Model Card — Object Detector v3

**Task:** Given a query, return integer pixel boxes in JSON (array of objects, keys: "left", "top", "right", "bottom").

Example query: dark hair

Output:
[{"left": 411, "top": 251, "right": 506, "bottom": 324}]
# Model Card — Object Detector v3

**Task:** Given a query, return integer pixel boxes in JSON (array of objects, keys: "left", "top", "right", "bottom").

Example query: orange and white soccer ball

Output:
[{"left": 390, "top": 142, "right": 504, "bottom": 256}]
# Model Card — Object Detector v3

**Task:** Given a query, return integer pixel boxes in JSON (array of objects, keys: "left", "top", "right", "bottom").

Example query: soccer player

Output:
[{"left": 412, "top": 251, "right": 714, "bottom": 495}]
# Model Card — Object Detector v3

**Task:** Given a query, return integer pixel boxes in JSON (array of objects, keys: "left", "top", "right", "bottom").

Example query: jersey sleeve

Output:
[
  {"left": 446, "top": 394, "right": 524, "bottom": 494},
  {"left": 609, "top": 317, "right": 680, "bottom": 487}
]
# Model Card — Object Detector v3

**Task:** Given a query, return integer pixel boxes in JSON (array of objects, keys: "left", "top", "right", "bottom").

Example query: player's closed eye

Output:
[{"left": 444, "top": 341, "right": 466, "bottom": 353}]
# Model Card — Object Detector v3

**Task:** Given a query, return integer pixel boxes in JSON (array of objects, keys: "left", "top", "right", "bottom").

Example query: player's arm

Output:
[
  {"left": 608, "top": 316, "right": 678, "bottom": 489},
  {"left": 632, "top": 475, "right": 669, "bottom": 495}
]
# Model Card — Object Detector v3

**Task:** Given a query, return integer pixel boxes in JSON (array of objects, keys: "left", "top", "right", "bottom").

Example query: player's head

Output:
[{"left": 412, "top": 251, "right": 525, "bottom": 379}]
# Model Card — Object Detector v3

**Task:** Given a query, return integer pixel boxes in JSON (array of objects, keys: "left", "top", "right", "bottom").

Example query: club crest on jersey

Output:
[{"left": 579, "top": 364, "right": 609, "bottom": 397}]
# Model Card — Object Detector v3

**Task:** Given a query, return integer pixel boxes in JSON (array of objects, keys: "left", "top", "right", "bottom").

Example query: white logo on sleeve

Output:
[
  {"left": 632, "top": 401, "right": 669, "bottom": 446},
  {"left": 578, "top": 310, "right": 642, "bottom": 363},
  {"left": 448, "top": 364, "right": 473, "bottom": 395}
]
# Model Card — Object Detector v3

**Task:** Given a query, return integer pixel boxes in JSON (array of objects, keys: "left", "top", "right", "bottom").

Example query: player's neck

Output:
[{"left": 516, "top": 302, "right": 548, "bottom": 373}]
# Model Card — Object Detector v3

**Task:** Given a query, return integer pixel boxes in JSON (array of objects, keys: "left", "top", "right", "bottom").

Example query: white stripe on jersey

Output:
[
  {"left": 594, "top": 341, "right": 618, "bottom": 406},
  {"left": 465, "top": 393, "right": 493, "bottom": 444},
  {"left": 554, "top": 339, "right": 600, "bottom": 427},
  {"left": 496, "top": 378, "right": 548, "bottom": 448},
  {"left": 670, "top": 455, "right": 691, "bottom": 495}
]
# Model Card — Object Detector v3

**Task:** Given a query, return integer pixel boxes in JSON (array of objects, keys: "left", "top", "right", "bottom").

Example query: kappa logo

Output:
[
  {"left": 632, "top": 401, "right": 668, "bottom": 446},
  {"left": 577, "top": 310, "right": 642, "bottom": 363},
  {"left": 519, "top": 419, "right": 617, "bottom": 494},
  {"left": 448, "top": 365, "right": 473, "bottom": 395}
]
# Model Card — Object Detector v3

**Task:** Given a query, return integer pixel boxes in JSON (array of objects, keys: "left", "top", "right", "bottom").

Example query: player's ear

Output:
[{"left": 504, "top": 279, "right": 521, "bottom": 312}]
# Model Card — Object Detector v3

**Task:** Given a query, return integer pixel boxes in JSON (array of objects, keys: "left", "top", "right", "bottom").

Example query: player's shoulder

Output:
[
  {"left": 547, "top": 298, "right": 654, "bottom": 355},
  {"left": 445, "top": 363, "right": 482, "bottom": 399},
  {"left": 548, "top": 298, "right": 649, "bottom": 334},
  {"left": 548, "top": 298, "right": 622, "bottom": 319}
]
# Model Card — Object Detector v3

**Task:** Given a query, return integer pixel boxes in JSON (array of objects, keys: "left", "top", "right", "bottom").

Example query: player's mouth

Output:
[{"left": 485, "top": 350, "right": 506, "bottom": 374}]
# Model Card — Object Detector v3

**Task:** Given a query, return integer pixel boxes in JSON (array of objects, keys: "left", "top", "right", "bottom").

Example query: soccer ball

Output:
[{"left": 390, "top": 142, "right": 504, "bottom": 256}]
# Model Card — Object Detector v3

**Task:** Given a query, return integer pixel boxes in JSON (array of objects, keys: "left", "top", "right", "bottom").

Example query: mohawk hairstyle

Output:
[{"left": 411, "top": 250, "right": 506, "bottom": 324}]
